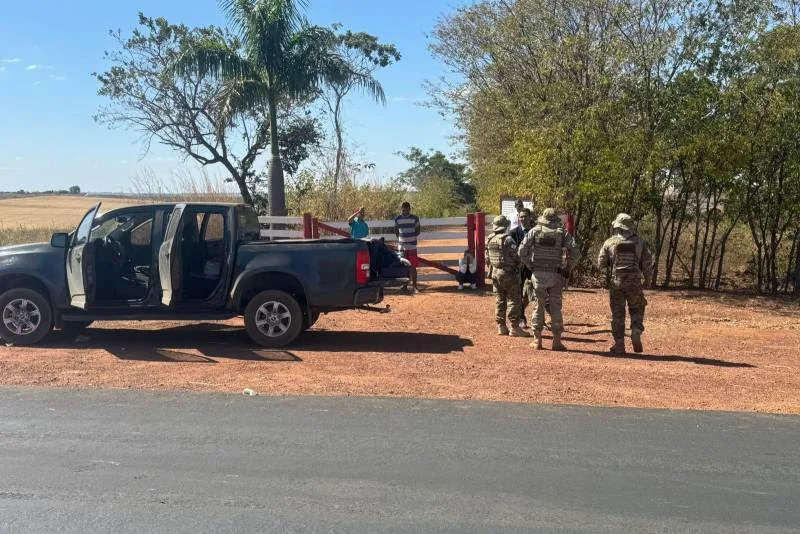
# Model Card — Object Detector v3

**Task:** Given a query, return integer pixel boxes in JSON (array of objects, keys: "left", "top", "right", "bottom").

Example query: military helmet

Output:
[
  {"left": 612, "top": 213, "right": 635, "bottom": 232},
  {"left": 537, "top": 207, "right": 560, "bottom": 226},
  {"left": 492, "top": 215, "right": 510, "bottom": 231}
]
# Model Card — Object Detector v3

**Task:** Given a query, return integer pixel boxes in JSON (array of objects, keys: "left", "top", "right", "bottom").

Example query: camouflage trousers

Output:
[
  {"left": 609, "top": 284, "right": 647, "bottom": 342},
  {"left": 522, "top": 278, "right": 534, "bottom": 317},
  {"left": 531, "top": 271, "right": 564, "bottom": 335},
  {"left": 493, "top": 270, "right": 522, "bottom": 326}
]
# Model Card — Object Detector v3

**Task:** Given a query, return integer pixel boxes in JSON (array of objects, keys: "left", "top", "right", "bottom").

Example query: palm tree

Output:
[{"left": 174, "top": 0, "right": 385, "bottom": 215}]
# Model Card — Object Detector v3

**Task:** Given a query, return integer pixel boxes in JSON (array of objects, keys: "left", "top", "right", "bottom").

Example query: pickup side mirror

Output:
[{"left": 50, "top": 232, "right": 69, "bottom": 248}]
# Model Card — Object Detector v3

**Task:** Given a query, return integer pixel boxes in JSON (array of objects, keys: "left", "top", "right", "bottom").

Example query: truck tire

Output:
[
  {"left": 244, "top": 290, "right": 304, "bottom": 348},
  {"left": 0, "top": 288, "right": 54, "bottom": 346}
]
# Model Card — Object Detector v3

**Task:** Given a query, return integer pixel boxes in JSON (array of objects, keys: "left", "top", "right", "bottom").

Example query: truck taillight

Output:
[{"left": 356, "top": 249, "right": 370, "bottom": 285}]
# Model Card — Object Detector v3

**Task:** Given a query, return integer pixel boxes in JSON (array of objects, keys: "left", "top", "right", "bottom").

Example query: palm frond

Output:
[
  {"left": 214, "top": 78, "right": 272, "bottom": 136},
  {"left": 283, "top": 25, "right": 387, "bottom": 104},
  {"left": 348, "top": 71, "right": 386, "bottom": 105},
  {"left": 279, "top": 25, "right": 339, "bottom": 97},
  {"left": 173, "top": 38, "right": 260, "bottom": 82},
  {"left": 219, "top": 0, "right": 254, "bottom": 41},
  {"left": 239, "top": 0, "right": 309, "bottom": 73}
]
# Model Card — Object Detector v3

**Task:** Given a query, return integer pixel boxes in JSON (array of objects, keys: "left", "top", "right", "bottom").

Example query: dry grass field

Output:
[
  {"left": 0, "top": 195, "right": 140, "bottom": 247},
  {"left": 0, "top": 195, "right": 138, "bottom": 228}
]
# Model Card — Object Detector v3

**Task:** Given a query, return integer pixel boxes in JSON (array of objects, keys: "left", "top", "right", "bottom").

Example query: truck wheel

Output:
[
  {"left": 244, "top": 290, "right": 304, "bottom": 348},
  {"left": 0, "top": 288, "right": 53, "bottom": 346}
]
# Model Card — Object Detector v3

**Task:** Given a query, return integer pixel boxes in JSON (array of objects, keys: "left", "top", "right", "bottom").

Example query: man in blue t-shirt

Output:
[{"left": 347, "top": 207, "right": 369, "bottom": 239}]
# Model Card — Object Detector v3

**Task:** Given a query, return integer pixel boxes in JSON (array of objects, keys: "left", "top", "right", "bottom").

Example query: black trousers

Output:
[{"left": 456, "top": 272, "right": 478, "bottom": 285}]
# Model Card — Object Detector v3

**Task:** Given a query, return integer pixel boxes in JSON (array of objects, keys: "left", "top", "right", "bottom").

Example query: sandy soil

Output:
[{"left": 1, "top": 286, "right": 798, "bottom": 414}]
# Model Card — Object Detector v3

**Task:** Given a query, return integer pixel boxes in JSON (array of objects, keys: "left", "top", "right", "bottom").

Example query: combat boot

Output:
[
  {"left": 498, "top": 324, "right": 510, "bottom": 336},
  {"left": 510, "top": 325, "right": 531, "bottom": 338},
  {"left": 551, "top": 333, "right": 567, "bottom": 351},
  {"left": 530, "top": 332, "right": 543, "bottom": 350},
  {"left": 608, "top": 340, "right": 626, "bottom": 354},
  {"left": 631, "top": 330, "right": 644, "bottom": 353}
]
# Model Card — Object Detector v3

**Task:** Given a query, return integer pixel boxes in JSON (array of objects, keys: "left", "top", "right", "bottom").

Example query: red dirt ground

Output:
[{"left": 1, "top": 285, "right": 798, "bottom": 414}]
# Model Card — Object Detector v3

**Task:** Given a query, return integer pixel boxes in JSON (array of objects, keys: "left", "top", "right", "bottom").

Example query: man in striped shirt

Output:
[{"left": 394, "top": 202, "right": 421, "bottom": 292}]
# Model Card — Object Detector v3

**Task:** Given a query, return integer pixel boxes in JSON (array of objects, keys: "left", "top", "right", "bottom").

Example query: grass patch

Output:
[{"left": 0, "top": 226, "right": 68, "bottom": 247}]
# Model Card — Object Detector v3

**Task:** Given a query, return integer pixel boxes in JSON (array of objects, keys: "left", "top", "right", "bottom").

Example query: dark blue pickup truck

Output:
[{"left": 0, "top": 202, "right": 387, "bottom": 347}]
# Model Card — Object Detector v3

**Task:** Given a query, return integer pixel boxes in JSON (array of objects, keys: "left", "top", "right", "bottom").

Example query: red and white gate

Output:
[{"left": 259, "top": 212, "right": 488, "bottom": 285}]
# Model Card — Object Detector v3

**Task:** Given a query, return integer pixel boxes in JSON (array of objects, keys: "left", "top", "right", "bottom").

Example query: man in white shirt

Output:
[
  {"left": 456, "top": 250, "right": 478, "bottom": 289},
  {"left": 508, "top": 200, "right": 525, "bottom": 232}
]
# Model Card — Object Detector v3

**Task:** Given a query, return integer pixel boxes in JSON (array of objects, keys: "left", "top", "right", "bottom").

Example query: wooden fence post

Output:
[
  {"left": 303, "top": 213, "right": 313, "bottom": 239},
  {"left": 311, "top": 217, "right": 320, "bottom": 239},
  {"left": 475, "top": 212, "right": 486, "bottom": 286},
  {"left": 467, "top": 213, "right": 476, "bottom": 255},
  {"left": 565, "top": 213, "right": 575, "bottom": 236}
]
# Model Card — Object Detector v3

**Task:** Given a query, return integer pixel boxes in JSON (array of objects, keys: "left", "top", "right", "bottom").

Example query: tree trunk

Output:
[
  {"left": 794, "top": 229, "right": 800, "bottom": 296},
  {"left": 267, "top": 89, "right": 286, "bottom": 216},
  {"left": 698, "top": 193, "right": 712, "bottom": 289},
  {"left": 783, "top": 229, "right": 797, "bottom": 294},
  {"left": 333, "top": 97, "right": 344, "bottom": 191},
  {"left": 689, "top": 189, "right": 701, "bottom": 288},
  {"left": 651, "top": 198, "right": 664, "bottom": 287},
  {"left": 714, "top": 213, "right": 741, "bottom": 290}
]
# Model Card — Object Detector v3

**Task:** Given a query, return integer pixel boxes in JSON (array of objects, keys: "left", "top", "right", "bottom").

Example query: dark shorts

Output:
[{"left": 402, "top": 250, "right": 419, "bottom": 268}]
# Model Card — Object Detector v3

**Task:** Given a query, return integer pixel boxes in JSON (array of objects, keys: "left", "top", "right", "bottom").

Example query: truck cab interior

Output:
[
  {"left": 178, "top": 210, "right": 228, "bottom": 301},
  {"left": 89, "top": 209, "right": 155, "bottom": 304}
]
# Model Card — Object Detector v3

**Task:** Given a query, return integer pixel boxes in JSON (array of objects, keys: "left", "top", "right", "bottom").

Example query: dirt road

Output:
[{"left": 1, "top": 287, "right": 798, "bottom": 413}]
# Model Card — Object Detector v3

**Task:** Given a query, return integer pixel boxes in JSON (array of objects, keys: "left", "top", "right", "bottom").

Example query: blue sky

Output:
[{"left": 0, "top": 0, "right": 465, "bottom": 193}]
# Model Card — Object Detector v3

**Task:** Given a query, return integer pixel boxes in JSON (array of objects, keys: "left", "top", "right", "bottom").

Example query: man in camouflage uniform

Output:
[
  {"left": 519, "top": 208, "right": 579, "bottom": 351},
  {"left": 486, "top": 215, "right": 530, "bottom": 337},
  {"left": 597, "top": 213, "right": 654, "bottom": 354}
]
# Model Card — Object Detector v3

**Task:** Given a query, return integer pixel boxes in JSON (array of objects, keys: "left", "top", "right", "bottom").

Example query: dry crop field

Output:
[
  {"left": 0, "top": 195, "right": 137, "bottom": 228},
  {"left": 0, "top": 195, "right": 139, "bottom": 246}
]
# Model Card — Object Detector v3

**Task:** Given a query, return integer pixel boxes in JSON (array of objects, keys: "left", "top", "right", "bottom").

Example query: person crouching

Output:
[{"left": 456, "top": 250, "right": 478, "bottom": 290}]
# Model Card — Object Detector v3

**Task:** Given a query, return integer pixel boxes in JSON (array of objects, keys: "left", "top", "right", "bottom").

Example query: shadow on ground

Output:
[
  {"left": 567, "top": 348, "right": 755, "bottom": 368},
  {"left": 43, "top": 324, "right": 474, "bottom": 361},
  {"left": 45, "top": 324, "right": 296, "bottom": 363},
  {"left": 296, "top": 330, "right": 474, "bottom": 354}
]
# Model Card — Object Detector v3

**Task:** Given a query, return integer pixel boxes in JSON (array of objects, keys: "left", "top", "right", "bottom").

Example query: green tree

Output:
[
  {"left": 322, "top": 27, "right": 399, "bottom": 190},
  {"left": 69, "top": 185, "right": 81, "bottom": 194},
  {"left": 173, "top": 0, "right": 382, "bottom": 216},
  {"left": 397, "top": 148, "right": 475, "bottom": 214},
  {"left": 95, "top": 14, "right": 322, "bottom": 206}
]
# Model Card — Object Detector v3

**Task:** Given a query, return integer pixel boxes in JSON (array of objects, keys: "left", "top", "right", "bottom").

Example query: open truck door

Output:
[
  {"left": 158, "top": 204, "right": 187, "bottom": 306},
  {"left": 66, "top": 202, "right": 101, "bottom": 310}
]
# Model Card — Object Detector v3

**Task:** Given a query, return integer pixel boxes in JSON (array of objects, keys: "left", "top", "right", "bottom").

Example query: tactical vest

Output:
[
  {"left": 487, "top": 233, "right": 515, "bottom": 271},
  {"left": 531, "top": 226, "right": 564, "bottom": 271},
  {"left": 612, "top": 238, "right": 643, "bottom": 278}
]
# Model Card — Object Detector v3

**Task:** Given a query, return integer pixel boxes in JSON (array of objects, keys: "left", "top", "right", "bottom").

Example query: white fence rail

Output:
[
  {"left": 258, "top": 215, "right": 304, "bottom": 240},
  {"left": 256, "top": 215, "right": 474, "bottom": 284}
]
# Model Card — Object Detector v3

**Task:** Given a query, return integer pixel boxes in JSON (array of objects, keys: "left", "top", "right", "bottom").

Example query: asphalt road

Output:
[{"left": 1, "top": 388, "right": 798, "bottom": 533}]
